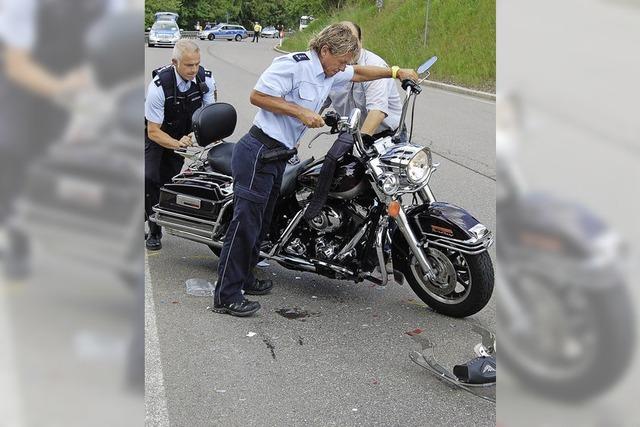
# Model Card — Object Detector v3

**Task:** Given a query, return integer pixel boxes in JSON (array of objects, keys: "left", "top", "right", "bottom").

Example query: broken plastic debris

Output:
[
  {"left": 257, "top": 260, "right": 270, "bottom": 268},
  {"left": 311, "top": 296, "right": 317, "bottom": 299},
  {"left": 185, "top": 278, "right": 215, "bottom": 296},
  {"left": 405, "top": 328, "right": 424, "bottom": 337},
  {"left": 295, "top": 277, "right": 301, "bottom": 280},
  {"left": 216, "top": 389, "right": 226, "bottom": 393},
  {"left": 352, "top": 408, "right": 358, "bottom": 412},
  {"left": 246, "top": 332, "right": 257, "bottom": 337}
]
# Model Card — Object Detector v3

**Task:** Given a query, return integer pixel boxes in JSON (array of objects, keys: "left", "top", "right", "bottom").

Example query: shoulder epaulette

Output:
[
  {"left": 292, "top": 53, "right": 310, "bottom": 62},
  {"left": 204, "top": 69, "right": 212, "bottom": 78}
]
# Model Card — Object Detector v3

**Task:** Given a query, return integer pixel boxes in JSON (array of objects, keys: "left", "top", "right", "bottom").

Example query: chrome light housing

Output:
[
  {"left": 406, "top": 149, "right": 431, "bottom": 183},
  {"left": 380, "top": 173, "right": 399, "bottom": 195},
  {"left": 374, "top": 144, "right": 434, "bottom": 192}
]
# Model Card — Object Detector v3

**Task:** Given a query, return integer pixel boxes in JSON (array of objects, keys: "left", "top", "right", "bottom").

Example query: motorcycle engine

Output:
[{"left": 307, "top": 206, "right": 343, "bottom": 234}]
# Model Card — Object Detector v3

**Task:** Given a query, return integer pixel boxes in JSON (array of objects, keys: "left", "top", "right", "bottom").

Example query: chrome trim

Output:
[
  {"left": 394, "top": 205, "right": 436, "bottom": 281},
  {"left": 375, "top": 220, "right": 391, "bottom": 286},
  {"left": 152, "top": 206, "right": 217, "bottom": 226},
  {"left": 335, "top": 221, "right": 369, "bottom": 260},
  {"left": 212, "top": 199, "right": 233, "bottom": 237},
  {"left": 422, "top": 231, "right": 494, "bottom": 255},
  {"left": 270, "top": 207, "right": 306, "bottom": 256},
  {"left": 311, "top": 259, "right": 354, "bottom": 276}
]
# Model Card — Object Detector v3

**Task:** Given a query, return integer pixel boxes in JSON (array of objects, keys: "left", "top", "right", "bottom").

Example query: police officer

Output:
[
  {"left": 323, "top": 21, "right": 405, "bottom": 143},
  {"left": 212, "top": 22, "right": 418, "bottom": 317},
  {"left": 252, "top": 22, "right": 262, "bottom": 42},
  {"left": 144, "top": 39, "right": 216, "bottom": 250}
]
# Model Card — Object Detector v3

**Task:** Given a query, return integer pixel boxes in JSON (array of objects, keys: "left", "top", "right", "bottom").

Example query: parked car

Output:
[
  {"left": 199, "top": 24, "right": 248, "bottom": 41},
  {"left": 148, "top": 20, "right": 181, "bottom": 47},
  {"left": 260, "top": 26, "right": 279, "bottom": 38}
]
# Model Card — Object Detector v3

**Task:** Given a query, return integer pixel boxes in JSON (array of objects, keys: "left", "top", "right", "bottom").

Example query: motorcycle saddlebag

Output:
[{"left": 157, "top": 171, "right": 232, "bottom": 221}]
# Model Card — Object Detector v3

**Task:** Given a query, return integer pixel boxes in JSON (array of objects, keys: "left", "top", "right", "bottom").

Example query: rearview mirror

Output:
[{"left": 417, "top": 56, "right": 438, "bottom": 74}]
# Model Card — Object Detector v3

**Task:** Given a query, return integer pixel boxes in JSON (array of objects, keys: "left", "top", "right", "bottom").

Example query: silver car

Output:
[
  {"left": 260, "top": 26, "right": 279, "bottom": 38},
  {"left": 148, "top": 21, "right": 181, "bottom": 47}
]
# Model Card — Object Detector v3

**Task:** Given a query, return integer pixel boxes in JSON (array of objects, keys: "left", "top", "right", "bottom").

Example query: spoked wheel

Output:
[{"left": 401, "top": 247, "right": 494, "bottom": 317}]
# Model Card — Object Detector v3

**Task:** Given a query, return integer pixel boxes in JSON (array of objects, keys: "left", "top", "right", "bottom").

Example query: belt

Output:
[{"left": 249, "top": 126, "right": 286, "bottom": 149}]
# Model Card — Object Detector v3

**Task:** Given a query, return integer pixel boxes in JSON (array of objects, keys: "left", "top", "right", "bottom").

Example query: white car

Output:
[
  {"left": 148, "top": 21, "right": 181, "bottom": 47},
  {"left": 260, "top": 26, "right": 279, "bottom": 38}
]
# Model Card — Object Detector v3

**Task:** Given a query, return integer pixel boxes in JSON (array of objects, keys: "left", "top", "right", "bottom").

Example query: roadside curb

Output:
[{"left": 273, "top": 46, "right": 495, "bottom": 101}]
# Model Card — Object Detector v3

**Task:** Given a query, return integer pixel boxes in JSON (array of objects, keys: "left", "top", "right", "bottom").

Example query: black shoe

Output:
[
  {"left": 145, "top": 233, "right": 162, "bottom": 251},
  {"left": 212, "top": 298, "right": 261, "bottom": 317},
  {"left": 244, "top": 279, "right": 273, "bottom": 295},
  {"left": 453, "top": 356, "right": 496, "bottom": 384}
]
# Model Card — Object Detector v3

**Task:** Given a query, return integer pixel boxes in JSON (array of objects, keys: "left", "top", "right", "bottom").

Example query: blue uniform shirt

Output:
[
  {"left": 145, "top": 67, "right": 216, "bottom": 125},
  {"left": 253, "top": 50, "right": 354, "bottom": 149}
]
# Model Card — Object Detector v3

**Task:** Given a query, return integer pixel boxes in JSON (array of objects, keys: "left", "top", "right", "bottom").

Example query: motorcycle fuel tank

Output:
[{"left": 297, "top": 153, "right": 367, "bottom": 199}]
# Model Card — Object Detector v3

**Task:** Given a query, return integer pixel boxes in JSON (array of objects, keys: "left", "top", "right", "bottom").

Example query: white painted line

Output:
[
  {"left": 144, "top": 255, "right": 170, "bottom": 426},
  {"left": 0, "top": 278, "right": 24, "bottom": 427}
]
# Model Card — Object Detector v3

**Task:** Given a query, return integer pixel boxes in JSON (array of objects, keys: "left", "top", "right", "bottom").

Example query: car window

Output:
[{"left": 152, "top": 22, "right": 178, "bottom": 31}]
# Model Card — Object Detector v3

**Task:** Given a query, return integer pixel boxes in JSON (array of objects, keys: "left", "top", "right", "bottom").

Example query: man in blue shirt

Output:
[
  {"left": 145, "top": 39, "right": 216, "bottom": 250},
  {"left": 212, "top": 22, "right": 418, "bottom": 317}
]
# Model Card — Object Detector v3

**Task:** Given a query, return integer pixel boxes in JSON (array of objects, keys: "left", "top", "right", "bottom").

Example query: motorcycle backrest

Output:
[{"left": 191, "top": 102, "right": 237, "bottom": 147}]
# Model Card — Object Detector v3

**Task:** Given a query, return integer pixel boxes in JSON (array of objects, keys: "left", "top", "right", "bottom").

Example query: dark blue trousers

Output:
[{"left": 214, "top": 133, "right": 286, "bottom": 305}]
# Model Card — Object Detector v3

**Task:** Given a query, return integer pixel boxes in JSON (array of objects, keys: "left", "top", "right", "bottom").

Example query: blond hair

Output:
[
  {"left": 308, "top": 23, "right": 359, "bottom": 58},
  {"left": 172, "top": 39, "right": 200, "bottom": 62}
]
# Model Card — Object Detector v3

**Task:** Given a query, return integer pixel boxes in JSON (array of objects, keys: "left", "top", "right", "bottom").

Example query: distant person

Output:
[
  {"left": 144, "top": 40, "right": 217, "bottom": 251},
  {"left": 252, "top": 22, "right": 262, "bottom": 42},
  {"left": 323, "top": 21, "right": 406, "bottom": 143},
  {"left": 195, "top": 21, "right": 201, "bottom": 31},
  {"left": 204, "top": 21, "right": 211, "bottom": 30}
]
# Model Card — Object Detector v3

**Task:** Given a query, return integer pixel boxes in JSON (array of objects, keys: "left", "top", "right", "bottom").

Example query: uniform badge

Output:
[{"left": 293, "top": 53, "right": 310, "bottom": 62}]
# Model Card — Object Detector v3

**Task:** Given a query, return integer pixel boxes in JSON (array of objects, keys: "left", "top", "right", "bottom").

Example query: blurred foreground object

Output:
[{"left": 1, "top": 3, "right": 144, "bottom": 425}]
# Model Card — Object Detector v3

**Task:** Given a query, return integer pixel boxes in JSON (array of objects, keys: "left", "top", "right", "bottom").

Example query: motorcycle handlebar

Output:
[{"left": 401, "top": 79, "right": 422, "bottom": 94}]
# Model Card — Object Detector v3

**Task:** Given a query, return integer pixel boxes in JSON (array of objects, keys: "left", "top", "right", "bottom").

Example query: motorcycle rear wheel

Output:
[{"left": 400, "top": 248, "right": 494, "bottom": 318}]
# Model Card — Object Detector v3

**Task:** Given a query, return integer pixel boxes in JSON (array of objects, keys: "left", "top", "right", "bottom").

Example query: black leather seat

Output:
[
  {"left": 207, "top": 144, "right": 312, "bottom": 197},
  {"left": 206, "top": 142, "right": 234, "bottom": 176}
]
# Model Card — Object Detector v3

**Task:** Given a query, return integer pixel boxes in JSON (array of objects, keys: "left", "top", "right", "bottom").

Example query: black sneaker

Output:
[
  {"left": 145, "top": 232, "right": 162, "bottom": 251},
  {"left": 244, "top": 279, "right": 273, "bottom": 295},
  {"left": 212, "top": 298, "right": 261, "bottom": 317}
]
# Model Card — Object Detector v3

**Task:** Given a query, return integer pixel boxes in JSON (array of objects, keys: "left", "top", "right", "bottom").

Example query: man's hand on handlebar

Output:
[
  {"left": 298, "top": 107, "right": 325, "bottom": 128},
  {"left": 397, "top": 68, "right": 419, "bottom": 82}
]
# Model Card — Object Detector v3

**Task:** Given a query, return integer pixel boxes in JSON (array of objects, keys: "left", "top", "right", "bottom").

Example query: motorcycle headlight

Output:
[
  {"left": 406, "top": 149, "right": 431, "bottom": 183},
  {"left": 381, "top": 174, "right": 399, "bottom": 195}
]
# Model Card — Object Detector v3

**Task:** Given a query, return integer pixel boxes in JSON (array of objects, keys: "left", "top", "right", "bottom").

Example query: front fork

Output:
[{"left": 393, "top": 203, "right": 437, "bottom": 282}]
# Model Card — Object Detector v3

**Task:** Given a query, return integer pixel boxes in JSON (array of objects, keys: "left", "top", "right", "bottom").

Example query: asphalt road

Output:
[{"left": 145, "top": 38, "right": 496, "bottom": 426}]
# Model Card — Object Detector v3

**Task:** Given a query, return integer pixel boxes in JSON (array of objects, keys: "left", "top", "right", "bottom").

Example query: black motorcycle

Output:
[{"left": 152, "top": 57, "right": 495, "bottom": 318}]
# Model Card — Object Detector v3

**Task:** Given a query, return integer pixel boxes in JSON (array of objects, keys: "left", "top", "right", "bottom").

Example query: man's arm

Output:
[
  {"left": 351, "top": 65, "right": 417, "bottom": 83},
  {"left": 250, "top": 90, "right": 325, "bottom": 128},
  {"left": 147, "top": 122, "right": 192, "bottom": 149},
  {"left": 360, "top": 110, "right": 386, "bottom": 135}
]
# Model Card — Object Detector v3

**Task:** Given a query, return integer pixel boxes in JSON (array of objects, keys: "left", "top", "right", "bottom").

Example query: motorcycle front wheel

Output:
[{"left": 400, "top": 247, "right": 494, "bottom": 318}]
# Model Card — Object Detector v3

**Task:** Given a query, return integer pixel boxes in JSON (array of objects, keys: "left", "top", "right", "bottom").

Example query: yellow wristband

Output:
[{"left": 391, "top": 65, "right": 400, "bottom": 79}]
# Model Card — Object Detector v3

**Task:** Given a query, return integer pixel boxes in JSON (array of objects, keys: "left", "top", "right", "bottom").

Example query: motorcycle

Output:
[
  {"left": 496, "top": 93, "right": 635, "bottom": 400},
  {"left": 152, "top": 57, "right": 495, "bottom": 318}
]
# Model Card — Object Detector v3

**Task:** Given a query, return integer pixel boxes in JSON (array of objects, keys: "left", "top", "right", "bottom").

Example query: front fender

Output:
[{"left": 392, "top": 202, "right": 493, "bottom": 261}]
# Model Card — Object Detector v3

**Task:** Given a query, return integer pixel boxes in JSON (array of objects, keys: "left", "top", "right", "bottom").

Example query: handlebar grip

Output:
[
  {"left": 323, "top": 111, "right": 339, "bottom": 128},
  {"left": 401, "top": 79, "right": 422, "bottom": 94}
]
